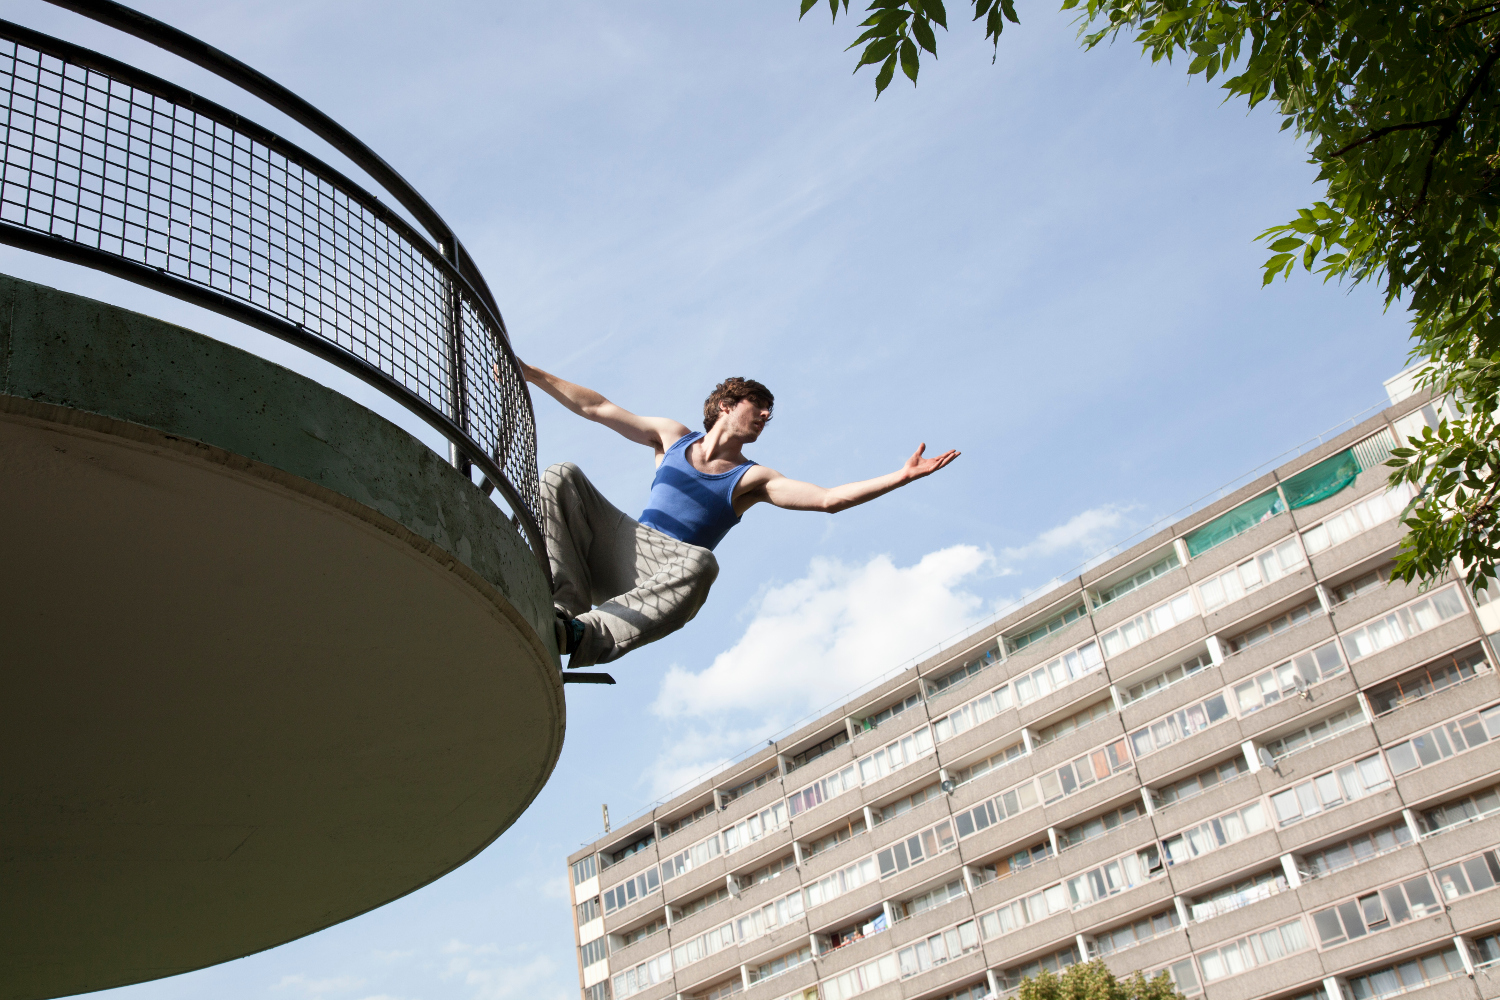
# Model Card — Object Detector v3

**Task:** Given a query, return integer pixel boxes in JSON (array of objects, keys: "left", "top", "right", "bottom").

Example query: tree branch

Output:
[
  {"left": 1329, "top": 118, "right": 1452, "bottom": 157},
  {"left": 1413, "top": 39, "right": 1500, "bottom": 210}
]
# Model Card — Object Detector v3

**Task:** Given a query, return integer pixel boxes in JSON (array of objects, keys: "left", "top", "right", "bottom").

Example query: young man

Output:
[{"left": 520, "top": 363, "right": 959, "bottom": 667}]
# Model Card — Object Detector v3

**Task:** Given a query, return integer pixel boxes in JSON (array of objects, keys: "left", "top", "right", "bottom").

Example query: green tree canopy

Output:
[
  {"left": 1017, "top": 959, "right": 1187, "bottom": 1000},
  {"left": 804, "top": 0, "right": 1500, "bottom": 590}
]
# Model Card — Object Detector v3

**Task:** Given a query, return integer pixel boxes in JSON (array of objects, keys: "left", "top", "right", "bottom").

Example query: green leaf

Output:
[
  {"left": 875, "top": 50, "right": 898, "bottom": 95},
  {"left": 924, "top": 0, "right": 949, "bottom": 28},
  {"left": 799, "top": 0, "right": 820, "bottom": 18},
  {"left": 900, "top": 38, "right": 921, "bottom": 81},
  {"left": 1268, "top": 237, "right": 1304, "bottom": 252},
  {"left": 912, "top": 14, "right": 938, "bottom": 53},
  {"left": 1000, "top": 0, "right": 1019, "bottom": 24}
]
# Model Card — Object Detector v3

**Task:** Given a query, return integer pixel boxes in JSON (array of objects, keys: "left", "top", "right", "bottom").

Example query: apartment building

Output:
[{"left": 566, "top": 378, "right": 1500, "bottom": 1000}]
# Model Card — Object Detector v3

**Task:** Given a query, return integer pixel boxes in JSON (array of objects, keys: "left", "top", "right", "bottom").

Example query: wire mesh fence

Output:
[{"left": 0, "top": 24, "right": 541, "bottom": 537}]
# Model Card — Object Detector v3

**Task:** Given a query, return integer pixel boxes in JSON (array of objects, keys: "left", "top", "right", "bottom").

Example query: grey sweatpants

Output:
[{"left": 542, "top": 462, "right": 719, "bottom": 667}]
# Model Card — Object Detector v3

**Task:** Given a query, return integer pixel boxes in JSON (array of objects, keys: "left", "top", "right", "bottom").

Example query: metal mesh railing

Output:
[{"left": 0, "top": 20, "right": 542, "bottom": 551}]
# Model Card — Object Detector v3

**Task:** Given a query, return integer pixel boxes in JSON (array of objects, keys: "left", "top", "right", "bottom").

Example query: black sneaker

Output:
[{"left": 554, "top": 610, "right": 585, "bottom": 658}]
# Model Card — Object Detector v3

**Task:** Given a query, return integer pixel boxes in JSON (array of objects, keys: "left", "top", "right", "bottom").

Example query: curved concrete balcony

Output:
[{"left": 0, "top": 274, "right": 563, "bottom": 1000}]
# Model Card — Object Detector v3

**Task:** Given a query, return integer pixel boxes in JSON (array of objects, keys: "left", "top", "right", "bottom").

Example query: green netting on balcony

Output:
[
  {"left": 1184, "top": 489, "right": 1287, "bottom": 557},
  {"left": 1281, "top": 449, "right": 1362, "bottom": 510}
]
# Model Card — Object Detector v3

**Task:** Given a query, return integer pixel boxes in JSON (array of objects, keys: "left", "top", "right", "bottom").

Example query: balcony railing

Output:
[{"left": 0, "top": 2, "right": 544, "bottom": 569}]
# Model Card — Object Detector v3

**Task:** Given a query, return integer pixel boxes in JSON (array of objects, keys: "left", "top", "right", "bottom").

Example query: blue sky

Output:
[{"left": 1, "top": 2, "right": 1415, "bottom": 999}]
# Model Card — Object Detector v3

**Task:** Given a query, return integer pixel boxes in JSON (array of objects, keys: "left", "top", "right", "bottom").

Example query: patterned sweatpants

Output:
[{"left": 542, "top": 462, "right": 719, "bottom": 667}]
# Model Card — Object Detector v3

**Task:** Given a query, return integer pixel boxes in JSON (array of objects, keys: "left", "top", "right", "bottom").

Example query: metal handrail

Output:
[{"left": 0, "top": 3, "right": 546, "bottom": 573}]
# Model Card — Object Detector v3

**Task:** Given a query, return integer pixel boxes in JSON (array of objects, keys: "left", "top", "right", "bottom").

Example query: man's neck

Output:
[{"left": 692, "top": 425, "right": 748, "bottom": 468}]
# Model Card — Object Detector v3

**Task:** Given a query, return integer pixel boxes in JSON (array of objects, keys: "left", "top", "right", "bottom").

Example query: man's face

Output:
[{"left": 721, "top": 396, "right": 772, "bottom": 441}]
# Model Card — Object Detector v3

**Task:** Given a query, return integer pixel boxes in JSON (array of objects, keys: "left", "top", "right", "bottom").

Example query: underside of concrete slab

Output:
[{"left": 0, "top": 275, "right": 563, "bottom": 1000}]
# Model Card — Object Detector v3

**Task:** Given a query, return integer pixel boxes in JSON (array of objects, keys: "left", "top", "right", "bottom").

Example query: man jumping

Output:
[{"left": 518, "top": 363, "right": 959, "bottom": 668}]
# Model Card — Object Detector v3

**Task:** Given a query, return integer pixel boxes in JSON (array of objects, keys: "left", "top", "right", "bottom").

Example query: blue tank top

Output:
[{"left": 639, "top": 432, "right": 756, "bottom": 550}]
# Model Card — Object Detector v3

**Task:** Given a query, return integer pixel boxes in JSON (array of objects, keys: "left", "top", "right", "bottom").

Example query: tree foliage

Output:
[
  {"left": 1017, "top": 960, "right": 1186, "bottom": 1000},
  {"left": 803, "top": 0, "right": 1500, "bottom": 590}
]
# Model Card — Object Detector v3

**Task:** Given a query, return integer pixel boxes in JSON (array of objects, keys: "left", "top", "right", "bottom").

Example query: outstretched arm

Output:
[
  {"left": 511, "top": 361, "right": 690, "bottom": 456},
  {"left": 738, "top": 444, "right": 960, "bottom": 514}
]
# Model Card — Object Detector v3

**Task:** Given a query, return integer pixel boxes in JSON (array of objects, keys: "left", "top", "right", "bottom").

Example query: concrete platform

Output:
[{"left": 0, "top": 275, "right": 563, "bottom": 1000}]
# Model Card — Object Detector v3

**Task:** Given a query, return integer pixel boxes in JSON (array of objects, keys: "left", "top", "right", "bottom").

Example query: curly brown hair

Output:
[{"left": 703, "top": 377, "right": 774, "bottom": 431}]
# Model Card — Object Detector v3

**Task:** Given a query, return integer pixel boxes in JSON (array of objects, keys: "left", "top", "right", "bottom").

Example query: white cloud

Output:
[
  {"left": 652, "top": 545, "right": 992, "bottom": 722},
  {"left": 1001, "top": 505, "right": 1128, "bottom": 562}
]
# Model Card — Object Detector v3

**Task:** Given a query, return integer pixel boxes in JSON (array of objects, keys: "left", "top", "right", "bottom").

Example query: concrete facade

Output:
[{"left": 566, "top": 386, "right": 1500, "bottom": 1000}]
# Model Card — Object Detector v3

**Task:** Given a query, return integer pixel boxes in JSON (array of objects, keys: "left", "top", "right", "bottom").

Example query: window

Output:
[
  {"left": 1010, "top": 603, "right": 1088, "bottom": 652},
  {"left": 661, "top": 802, "right": 713, "bottom": 839},
  {"left": 748, "top": 945, "right": 812, "bottom": 985},
  {"left": 822, "top": 911, "right": 888, "bottom": 953},
  {"left": 695, "top": 978, "right": 743, "bottom": 1000},
  {"left": 580, "top": 937, "right": 608, "bottom": 967},
  {"left": 1067, "top": 844, "right": 1165, "bottom": 907},
  {"left": 584, "top": 984, "right": 612, "bottom": 1000},
  {"left": 1120, "top": 652, "right": 1213, "bottom": 706},
  {"left": 603, "top": 867, "right": 661, "bottom": 915},
  {"left": 863, "top": 691, "right": 922, "bottom": 731},
  {"left": 618, "top": 918, "right": 665, "bottom": 947},
  {"left": 932, "top": 682, "right": 1013, "bottom": 742},
  {"left": 952, "top": 741, "right": 1025, "bottom": 786},
  {"left": 1312, "top": 875, "right": 1442, "bottom": 945},
  {"left": 1263, "top": 707, "right": 1365, "bottom": 760},
  {"left": 934, "top": 984, "right": 994, "bottom": 1000},
  {"left": 1013, "top": 641, "right": 1103, "bottom": 705},
  {"left": 1384, "top": 701, "right": 1500, "bottom": 775},
  {"left": 660, "top": 829, "right": 722, "bottom": 882},
  {"left": 1416, "top": 781, "right": 1500, "bottom": 835},
  {"left": 1059, "top": 800, "right": 1146, "bottom": 849},
  {"left": 1270, "top": 754, "right": 1390, "bottom": 826},
  {"left": 1155, "top": 754, "right": 1250, "bottom": 806},
  {"left": 1282, "top": 449, "right": 1362, "bottom": 509},
  {"left": 734, "top": 886, "right": 805, "bottom": 945},
  {"left": 822, "top": 952, "right": 900, "bottom": 1000},
  {"left": 1301, "top": 482, "right": 1415, "bottom": 556},
  {"left": 877, "top": 819, "right": 956, "bottom": 877},
  {"left": 1099, "top": 590, "right": 1197, "bottom": 657},
  {"left": 1154, "top": 960, "right": 1200, "bottom": 997},
  {"left": 1367, "top": 648, "right": 1487, "bottom": 716},
  {"left": 1130, "top": 693, "right": 1231, "bottom": 758},
  {"left": 1299, "top": 821, "right": 1411, "bottom": 879},
  {"left": 953, "top": 774, "right": 1039, "bottom": 837},
  {"left": 742, "top": 852, "right": 796, "bottom": 887},
  {"left": 855, "top": 725, "right": 934, "bottom": 785},
  {"left": 787, "top": 763, "right": 857, "bottom": 818},
  {"left": 1036, "top": 699, "right": 1113, "bottom": 744},
  {"left": 606, "top": 832, "right": 655, "bottom": 866},
  {"left": 877, "top": 782, "right": 942, "bottom": 824},
  {"left": 576, "top": 896, "right": 601, "bottom": 925},
  {"left": 1229, "top": 598, "right": 1323, "bottom": 652},
  {"left": 1331, "top": 564, "right": 1394, "bottom": 604},
  {"left": 721, "top": 799, "right": 788, "bottom": 853},
  {"left": 928, "top": 644, "right": 1001, "bottom": 696},
  {"left": 1091, "top": 908, "right": 1180, "bottom": 956},
  {"left": 1344, "top": 946, "right": 1465, "bottom": 1000},
  {"left": 805, "top": 816, "right": 865, "bottom": 858},
  {"left": 1432, "top": 847, "right": 1500, "bottom": 901},
  {"left": 896, "top": 919, "right": 980, "bottom": 978},
  {"left": 1234, "top": 640, "right": 1345, "bottom": 714},
  {"left": 803, "top": 854, "right": 878, "bottom": 909},
  {"left": 996, "top": 947, "right": 1080, "bottom": 991},
  {"left": 612, "top": 949, "right": 672, "bottom": 999},
  {"left": 1196, "top": 538, "right": 1307, "bottom": 613},
  {"left": 786, "top": 729, "right": 848, "bottom": 772},
  {"left": 1094, "top": 552, "right": 1181, "bottom": 608},
  {"left": 1473, "top": 931, "right": 1500, "bottom": 970},
  {"left": 671, "top": 919, "right": 735, "bottom": 971},
  {"left": 1341, "top": 585, "right": 1466, "bottom": 660},
  {"left": 571, "top": 854, "right": 597, "bottom": 885},
  {"left": 978, "top": 882, "right": 1070, "bottom": 938},
  {"left": 1189, "top": 868, "right": 1286, "bottom": 921},
  {"left": 899, "top": 879, "right": 965, "bottom": 920},
  {"left": 675, "top": 885, "right": 729, "bottom": 921},
  {"left": 1162, "top": 802, "right": 1268, "bottom": 864},
  {"left": 971, "top": 840, "right": 1052, "bottom": 885},
  {"left": 720, "top": 767, "right": 777, "bottom": 803},
  {"left": 1197, "top": 919, "right": 1310, "bottom": 982},
  {"left": 1038, "top": 737, "right": 1131, "bottom": 804},
  {"left": 1184, "top": 489, "right": 1285, "bottom": 558}
]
